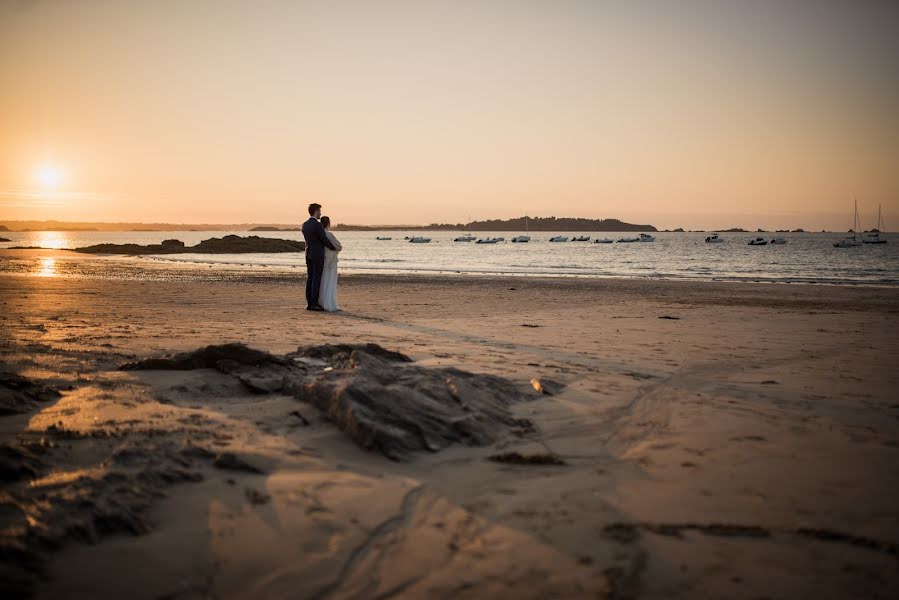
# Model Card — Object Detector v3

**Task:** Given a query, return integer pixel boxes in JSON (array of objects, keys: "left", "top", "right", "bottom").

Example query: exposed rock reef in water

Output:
[
  {"left": 123, "top": 343, "right": 535, "bottom": 460},
  {"left": 72, "top": 234, "right": 306, "bottom": 255}
]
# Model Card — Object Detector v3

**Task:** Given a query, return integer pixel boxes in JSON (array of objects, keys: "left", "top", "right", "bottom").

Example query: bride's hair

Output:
[{"left": 320, "top": 216, "right": 331, "bottom": 228}]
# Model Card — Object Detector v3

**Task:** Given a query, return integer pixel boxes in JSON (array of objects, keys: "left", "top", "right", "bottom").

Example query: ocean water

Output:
[{"left": 1, "top": 229, "right": 898, "bottom": 285}]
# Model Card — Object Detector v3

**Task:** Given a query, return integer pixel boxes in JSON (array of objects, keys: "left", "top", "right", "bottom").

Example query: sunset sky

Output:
[{"left": 1, "top": 0, "right": 897, "bottom": 230}]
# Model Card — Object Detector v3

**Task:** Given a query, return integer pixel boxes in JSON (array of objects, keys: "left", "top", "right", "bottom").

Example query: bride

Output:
[{"left": 318, "top": 216, "right": 342, "bottom": 311}]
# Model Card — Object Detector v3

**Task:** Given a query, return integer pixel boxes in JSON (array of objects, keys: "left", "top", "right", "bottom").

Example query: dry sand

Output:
[{"left": 2, "top": 251, "right": 898, "bottom": 599}]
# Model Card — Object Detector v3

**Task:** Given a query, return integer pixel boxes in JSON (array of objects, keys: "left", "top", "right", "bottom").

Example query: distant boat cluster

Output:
[
  {"left": 379, "top": 204, "right": 889, "bottom": 248},
  {"left": 380, "top": 230, "right": 890, "bottom": 247},
  {"left": 393, "top": 233, "right": 659, "bottom": 244}
]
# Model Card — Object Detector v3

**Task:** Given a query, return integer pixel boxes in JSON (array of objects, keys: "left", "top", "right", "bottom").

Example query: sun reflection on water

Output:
[
  {"left": 37, "top": 231, "right": 67, "bottom": 249},
  {"left": 36, "top": 258, "right": 57, "bottom": 277}
]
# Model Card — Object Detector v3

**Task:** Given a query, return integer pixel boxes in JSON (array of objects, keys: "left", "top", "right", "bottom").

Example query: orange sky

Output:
[{"left": 1, "top": 0, "right": 897, "bottom": 230}]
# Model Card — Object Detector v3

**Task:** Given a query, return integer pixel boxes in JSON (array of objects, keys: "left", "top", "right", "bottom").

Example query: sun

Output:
[{"left": 35, "top": 164, "right": 63, "bottom": 188}]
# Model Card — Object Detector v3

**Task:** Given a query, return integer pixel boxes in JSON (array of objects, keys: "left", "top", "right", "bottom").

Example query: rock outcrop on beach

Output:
[
  {"left": 0, "top": 372, "right": 61, "bottom": 416},
  {"left": 73, "top": 234, "right": 305, "bottom": 255},
  {"left": 122, "top": 343, "right": 535, "bottom": 460}
]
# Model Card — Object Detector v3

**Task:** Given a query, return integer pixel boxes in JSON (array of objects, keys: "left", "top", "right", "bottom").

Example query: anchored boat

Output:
[
  {"left": 864, "top": 204, "right": 887, "bottom": 244},
  {"left": 834, "top": 199, "right": 864, "bottom": 248}
]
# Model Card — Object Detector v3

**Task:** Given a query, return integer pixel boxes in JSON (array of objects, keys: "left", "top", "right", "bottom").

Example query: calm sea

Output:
[{"left": 1, "top": 230, "right": 898, "bottom": 285}]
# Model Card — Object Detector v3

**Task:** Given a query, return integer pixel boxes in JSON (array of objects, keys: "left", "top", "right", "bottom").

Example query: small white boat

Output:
[
  {"left": 705, "top": 234, "right": 724, "bottom": 243},
  {"left": 637, "top": 233, "right": 655, "bottom": 242},
  {"left": 748, "top": 237, "right": 768, "bottom": 246},
  {"left": 770, "top": 237, "right": 787, "bottom": 245},
  {"left": 594, "top": 237, "right": 613, "bottom": 244},
  {"left": 571, "top": 236, "right": 591, "bottom": 242},
  {"left": 549, "top": 236, "right": 569, "bottom": 242},
  {"left": 864, "top": 203, "right": 887, "bottom": 244},
  {"left": 376, "top": 236, "right": 392, "bottom": 240},
  {"left": 409, "top": 236, "right": 431, "bottom": 243},
  {"left": 834, "top": 198, "right": 864, "bottom": 248},
  {"left": 617, "top": 236, "right": 639, "bottom": 243},
  {"left": 476, "top": 238, "right": 499, "bottom": 244},
  {"left": 512, "top": 216, "right": 530, "bottom": 242},
  {"left": 454, "top": 235, "right": 476, "bottom": 242}
]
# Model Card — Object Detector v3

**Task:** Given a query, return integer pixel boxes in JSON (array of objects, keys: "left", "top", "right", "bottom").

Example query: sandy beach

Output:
[{"left": 2, "top": 252, "right": 898, "bottom": 599}]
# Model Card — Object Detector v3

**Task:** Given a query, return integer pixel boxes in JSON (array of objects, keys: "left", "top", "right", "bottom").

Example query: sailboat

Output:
[
  {"left": 512, "top": 215, "right": 531, "bottom": 243},
  {"left": 834, "top": 198, "right": 864, "bottom": 248},
  {"left": 864, "top": 204, "right": 887, "bottom": 244}
]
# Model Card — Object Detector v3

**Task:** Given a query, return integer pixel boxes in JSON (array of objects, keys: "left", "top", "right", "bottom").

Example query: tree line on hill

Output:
[{"left": 332, "top": 217, "right": 657, "bottom": 232}]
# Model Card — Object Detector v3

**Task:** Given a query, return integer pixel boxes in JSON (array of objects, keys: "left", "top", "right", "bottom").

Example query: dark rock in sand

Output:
[
  {"left": 0, "top": 443, "right": 45, "bottom": 482},
  {"left": 122, "top": 343, "right": 536, "bottom": 460},
  {"left": 74, "top": 234, "right": 305, "bottom": 255},
  {"left": 120, "top": 343, "right": 290, "bottom": 371},
  {"left": 530, "top": 377, "right": 565, "bottom": 396},
  {"left": 0, "top": 372, "right": 61, "bottom": 416},
  {"left": 488, "top": 451, "right": 567, "bottom": 465},
  {"left": 213, "top": 452, "right": 265, "bottom": 474},
  {"left": 0, "top": 237, "right": 10, "bottom": 242},
  {"left": 286, "top": 344, "right": 534, "bottom": 460},
  {"left": 293, "top": 343, "right": 413, "bottom": 365}
]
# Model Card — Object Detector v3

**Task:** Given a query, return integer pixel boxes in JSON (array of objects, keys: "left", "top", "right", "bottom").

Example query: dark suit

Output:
[{"left": 301, "top": 217, "right": 336, "bottom": 307}]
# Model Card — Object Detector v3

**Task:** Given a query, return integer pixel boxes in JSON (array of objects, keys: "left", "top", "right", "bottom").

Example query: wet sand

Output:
[{"left": 2, "top": 255, "right": 898, "bottom": 599}]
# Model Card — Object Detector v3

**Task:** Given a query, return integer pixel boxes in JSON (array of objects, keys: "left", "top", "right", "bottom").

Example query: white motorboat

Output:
[
  {"left": 549, "top": 236, "right": 568, "bottom": 242},
  {"left": 617, "top": 236, "right": 639, "bottom": 243},
  {"left": 456, "top": 216, "right": 476, "bottom": 242},
  {"left": 594, "top": 237, "right": 613, "bottom": 244},
  {"left": 834, "top": 199, "right": 864, "bottom": 248},
  {"left": 770, "top": 237, "right": 787, "bottom": 245},
  {"left": 864, "top": 203, "right": 887, "bottom": 244},
  {"left": 637, "top": 233, "right": 655, "bottom": 242},
  {"left": 705, "top": 234, "right": 724, "bottom": 243},
  {"left": 572, "top": 236, "right": 591, "bottom": 242},
  {"left": 476, "top": 238, "right": 499, "bottom": 244},
  {"left": 409, "top": 236, "right": 431, "bottom": 243},
  {"left": 512, "top": 215, "right": 530, "bottom": 242},
  {"left": 748, "top": 237, "right": 768, "bottom": 246},
  {"left": 376, "top": 236, "right": 392, "bottom": 240}
]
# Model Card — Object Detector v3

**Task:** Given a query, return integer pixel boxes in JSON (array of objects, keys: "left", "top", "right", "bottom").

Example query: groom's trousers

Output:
[{"left": 306, "top": 257, "right": 325, "bottom": 307}]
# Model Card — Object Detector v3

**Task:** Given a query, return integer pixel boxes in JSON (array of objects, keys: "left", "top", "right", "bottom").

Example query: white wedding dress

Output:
[{"left": 319, "top": 230, "right": 342, "bottom": 311}]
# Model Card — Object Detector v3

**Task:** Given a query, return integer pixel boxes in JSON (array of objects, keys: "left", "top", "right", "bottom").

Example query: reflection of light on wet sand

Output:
[
  {"left": 30, "top": 467, "right": 101, "bottom": 489},
  {"left": 38, "top": 231, "right": 67, "bottom": 249},
  {"left": 36, "top": 258, "right": 57, "bottom": 277}
]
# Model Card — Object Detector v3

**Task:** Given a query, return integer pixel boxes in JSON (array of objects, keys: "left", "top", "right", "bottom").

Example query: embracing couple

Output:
[{"left": 301, "top": 203, "right": 342, "bottom": 312}]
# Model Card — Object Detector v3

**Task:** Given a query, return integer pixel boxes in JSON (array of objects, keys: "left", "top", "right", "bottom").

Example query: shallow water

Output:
[{"left": 2, "top": 230, "right": 897, "bottom": 285}]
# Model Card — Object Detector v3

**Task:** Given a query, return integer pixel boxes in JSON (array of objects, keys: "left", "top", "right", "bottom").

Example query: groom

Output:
[{"left": 302, "top": 203, "right": 336, "bottom": 311}]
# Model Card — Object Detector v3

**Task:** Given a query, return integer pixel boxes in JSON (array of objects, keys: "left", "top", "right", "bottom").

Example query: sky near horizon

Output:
[{"left": 1, "top": 0, "right": 897, "bottom": 230}]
